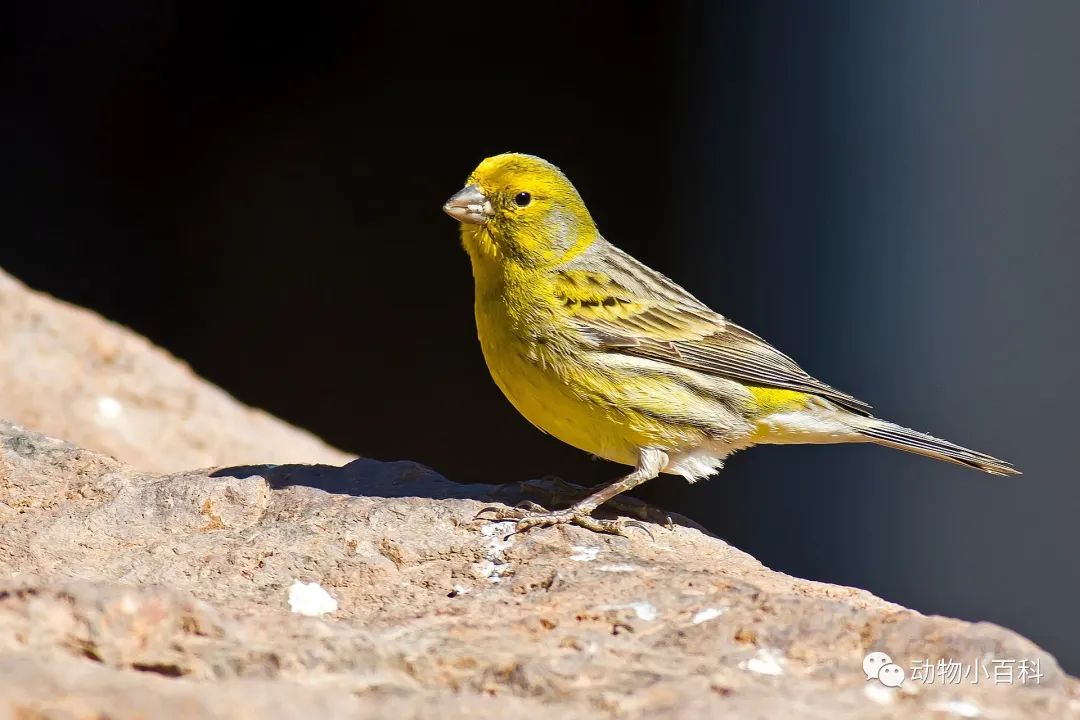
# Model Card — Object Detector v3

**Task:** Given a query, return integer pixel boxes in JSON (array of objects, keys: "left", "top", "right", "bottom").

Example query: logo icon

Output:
[{"left": 864, "top": 651, "right": 906, "bottom": 687}]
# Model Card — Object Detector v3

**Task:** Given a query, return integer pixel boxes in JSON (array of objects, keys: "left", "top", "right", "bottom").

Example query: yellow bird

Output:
[{"left": 443, "top": 153, "right": 1018, "bottom": 536}]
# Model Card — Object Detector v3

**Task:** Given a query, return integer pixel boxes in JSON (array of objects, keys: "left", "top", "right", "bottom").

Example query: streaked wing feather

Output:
[{"left": 561, "top": 243, "right": 871, "bottom": 414}]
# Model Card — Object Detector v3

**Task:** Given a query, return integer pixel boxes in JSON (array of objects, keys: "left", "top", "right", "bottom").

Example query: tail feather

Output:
[{"left": 855, "top": 419, "right": 1020, "bottom": 476}]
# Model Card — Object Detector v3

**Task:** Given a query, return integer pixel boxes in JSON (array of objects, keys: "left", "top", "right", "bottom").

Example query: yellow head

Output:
[{"left": 443, "top": 153, "right": 597, "bottom": 268}]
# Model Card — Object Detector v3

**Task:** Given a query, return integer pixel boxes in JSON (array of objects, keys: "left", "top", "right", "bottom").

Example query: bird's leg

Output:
[
  {"left": 476, "top": 448, "right": 668, "bottom": 537},
  {"left": 520, "top": 476, "right": 674, "bottom": 528}
]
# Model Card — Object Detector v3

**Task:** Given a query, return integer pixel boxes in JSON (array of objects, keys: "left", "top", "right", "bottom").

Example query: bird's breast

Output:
[{"left": 470, "top": 276, "right": 642, "bottom": 467}]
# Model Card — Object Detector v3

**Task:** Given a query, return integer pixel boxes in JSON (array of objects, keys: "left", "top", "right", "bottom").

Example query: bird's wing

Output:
[{"left": 558, "top": 243, "right": 871, "bottom": 414}]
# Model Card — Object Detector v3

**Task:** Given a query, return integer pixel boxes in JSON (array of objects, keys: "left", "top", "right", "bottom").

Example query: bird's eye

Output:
[{"left": 514, "top": 192, "right": 531, "bottom": 207}]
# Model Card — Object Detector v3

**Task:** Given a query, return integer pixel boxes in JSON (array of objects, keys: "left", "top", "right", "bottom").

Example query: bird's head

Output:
[{"left": 443, "top": 153, "right": 597, "bottom": 268}]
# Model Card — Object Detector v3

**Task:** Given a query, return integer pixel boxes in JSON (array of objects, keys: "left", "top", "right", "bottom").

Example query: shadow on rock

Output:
[
  {"left": 210, "top": 458, "right": 693, "bottom": 530},
  {"left": 211, "top": 458, "right": 500, "bottom": 501}
]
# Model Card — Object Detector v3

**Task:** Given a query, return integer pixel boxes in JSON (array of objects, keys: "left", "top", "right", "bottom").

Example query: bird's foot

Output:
[
  {"left": 475, "top": 501, "right": 654, "bottom": 539},
  {"left": 515, "top": 476, "right": 674, "bottom": 529}
]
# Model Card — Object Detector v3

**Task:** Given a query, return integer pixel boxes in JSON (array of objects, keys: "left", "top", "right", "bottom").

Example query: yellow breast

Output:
[
  {"left": 464, "top": 226, "right": 721, "bottom": 468},
  {"left": 472, "top": 287, "right": 644, "bottom": 467}
]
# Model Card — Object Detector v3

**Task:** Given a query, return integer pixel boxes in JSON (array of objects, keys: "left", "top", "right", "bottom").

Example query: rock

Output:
[
  {"left": 0, "top": 269, "right": 352, "bottom": 472},
  {"left": 0, "top": 421, "right": 1075, "bottom": 719}
]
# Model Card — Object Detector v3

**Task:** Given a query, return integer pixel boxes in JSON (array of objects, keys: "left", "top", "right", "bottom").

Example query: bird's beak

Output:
[{"left": 442, "top": 184, "right": 493, "bottom": 225}]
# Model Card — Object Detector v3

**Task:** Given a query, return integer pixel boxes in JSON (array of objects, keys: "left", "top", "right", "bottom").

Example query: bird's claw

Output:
[
  {"left": 474, "top": 500, "right": 549, "bottom": 520},
  {"left": 519, "top": 476, "right": 674, "bottom": 529},
  {"left": 621, "top": 519, "right": 655, "bottom": 541},
  {"left": 474, "top": 504, "right": 655, "bottom": 540}
]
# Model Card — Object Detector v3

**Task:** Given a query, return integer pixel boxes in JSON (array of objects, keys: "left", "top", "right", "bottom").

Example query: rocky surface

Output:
[
  {"left": 1, "top": 420, "right": 1075, "bottom": 719},
  {"left": 0, "top": 269, "right": 352, "bottom": 472}
]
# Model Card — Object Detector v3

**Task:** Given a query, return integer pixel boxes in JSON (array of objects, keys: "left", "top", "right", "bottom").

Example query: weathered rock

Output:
[
  {"left": 1, "top": 421, "right": 1075, "bottom": 719},
  {"left": 0, "top": 269, "right": 352, "bottom": 472}
]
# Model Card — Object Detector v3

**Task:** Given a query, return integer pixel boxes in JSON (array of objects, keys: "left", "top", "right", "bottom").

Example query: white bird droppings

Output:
[
  {"left": 476, "top": 521, "right": 514, "bottom": 583},
  {"left": 95, "top": 396, "right": 123, "bottom": 421},
  {"left": 599, "top": 601, "right": 658, "bottom": 622},
  {"left": 691, "top": 607, "right": 725, "bottom": 624},
  {"left": 740, "top": 648, "right": 786, "bottom": 676},
  {"left": 863, "top": 682, "right": 896, "bottom": 705},
  {"left": 287, "top": 580, "right": 338, "bottom": 617},
  {"left": 569, "top": 545, "right": 600, "bottom": 562},
  {"left": 927, "top": 700, "right": 981, "bottom": 718},
  {"left": 479, "top": 521, "right": 511, "bottom": 541},
  {"left": 632, "top": 602, "right": 658, "bottom": 621}
]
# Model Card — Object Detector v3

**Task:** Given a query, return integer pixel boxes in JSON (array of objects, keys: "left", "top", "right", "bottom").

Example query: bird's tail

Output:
[{"left": 852, "top": 417, "right": 1020, "bottom": 476}]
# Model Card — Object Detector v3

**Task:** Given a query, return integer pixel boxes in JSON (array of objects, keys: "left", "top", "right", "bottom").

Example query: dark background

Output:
[{"left": 4, "top": 1, "right": 1078, "bottom": 670}]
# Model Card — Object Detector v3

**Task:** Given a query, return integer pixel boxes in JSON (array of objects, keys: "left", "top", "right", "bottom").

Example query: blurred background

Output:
[{"left": 3, "top": 1, "right": 1078, "bottom": 670}]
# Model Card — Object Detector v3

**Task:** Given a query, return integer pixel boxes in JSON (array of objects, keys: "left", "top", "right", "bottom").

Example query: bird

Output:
[{"left": 442, "top": 152, "right": 1019, "bottom": 536}]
